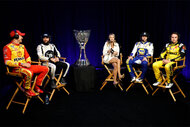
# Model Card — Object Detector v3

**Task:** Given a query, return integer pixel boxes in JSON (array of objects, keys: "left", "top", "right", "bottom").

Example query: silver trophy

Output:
[{"left": 73, "top": 30, "right": 91, "bottom": 66}]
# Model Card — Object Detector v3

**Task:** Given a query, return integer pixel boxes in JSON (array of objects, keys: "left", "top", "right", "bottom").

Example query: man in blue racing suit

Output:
[{"left": 126, "top": 32, "right": 154, "bottom": 83}]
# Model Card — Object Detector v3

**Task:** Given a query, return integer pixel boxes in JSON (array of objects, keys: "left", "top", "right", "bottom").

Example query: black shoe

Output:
[
  {"left": 60, "top": 77, "right": 67, "bottom": 84},
  {"left": 51, "top": 80, "right": 57, "bottom": 89}
]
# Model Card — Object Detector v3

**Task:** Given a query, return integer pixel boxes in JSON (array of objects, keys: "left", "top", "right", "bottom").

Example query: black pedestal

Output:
[{"left": 72, "top": 65, "right": 96, "bottom": 92}]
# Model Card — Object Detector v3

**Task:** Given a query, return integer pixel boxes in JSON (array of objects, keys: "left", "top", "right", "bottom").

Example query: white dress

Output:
[{"left": 102, "top": 41, "right": 120, "bottom": 64}]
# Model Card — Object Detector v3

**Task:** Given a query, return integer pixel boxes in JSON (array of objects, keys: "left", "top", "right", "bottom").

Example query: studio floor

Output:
[{"left": 0, "top": 67, "right": 190, "bottom": 127}]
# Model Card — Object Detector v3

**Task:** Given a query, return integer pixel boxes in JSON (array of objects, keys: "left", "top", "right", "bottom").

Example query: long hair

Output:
[{"left": 107, "top": 33, "right": 116, "bottom": 46}]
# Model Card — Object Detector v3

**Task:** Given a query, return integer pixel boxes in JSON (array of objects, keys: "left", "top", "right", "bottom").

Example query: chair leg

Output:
[
  {"left": 6, "top": 87, "right": 19, "bottom": 110},
  {"left": 100, "top": 73, "right": 113, "bottom": 91},
  {"left": 169, "top": 89, "right": 176, "bottom": 102},
  {"left": 62, "top": 87, "right": 70, "bottom": 95},
  {"left": 43, "top": 75, "right": 50, "bottom": 89},
  {"left": 49, "top": 89, "right": 56, "bottom": 101},
  {"left": 37, "top": 96, "right": 44, "bottom": 103},
  {"left": 152, "top": 88, "right": 160, "bottom": 96},
  {"left": 172, "top": 79, "right": 186, "bottom": 98},
  {"left": 142, "top": 83, "right": 149, "bottom": 95},
  {"left": 126, "top": 83, "right": 134, "bottom": 92},
  {"left": 100, "top": 81, "right": 107, "bottom": 91},
  {"left": 144, "top": 78, "right": 154, "bottom": 91},
  {"left": 22, "top": 98, "right": 31, "bottom": 114},
  {"left": 118, "top": 83, "right": 123, "bottom": 91}
]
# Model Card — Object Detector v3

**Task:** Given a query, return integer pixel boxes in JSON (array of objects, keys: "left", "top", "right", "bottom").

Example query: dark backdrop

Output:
[{"left": 0, "top": 0, "right": 190, "bottom": 89}]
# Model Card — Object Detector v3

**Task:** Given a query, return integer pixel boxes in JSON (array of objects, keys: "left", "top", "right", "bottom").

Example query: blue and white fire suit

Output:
[{"left": 126, "top": 41, "right": 154, "bottom": 79}]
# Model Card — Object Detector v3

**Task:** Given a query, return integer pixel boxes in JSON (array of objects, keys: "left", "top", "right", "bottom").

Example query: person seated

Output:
[
  {"left": 152, "top": 32, "right": 186, "bottom": 88},
  {"left": 37, "top": 33, "right": 70, "bottom": 88},
  {"left": 3, "top": 30, "right": 49, "bottom": 96},
  {"left": 102, "top": 33, "right": 125, "bottom": 86},
  {"left": 126, "top": 32, "right": 154, "bottom": 83}
]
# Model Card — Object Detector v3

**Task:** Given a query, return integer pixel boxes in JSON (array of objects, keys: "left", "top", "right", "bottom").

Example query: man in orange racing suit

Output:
[
  {"left": 3, "top": 30, "right": 49, "bottom": 96},
  {"left": 152, "top": 32, "right": 186, "bottom": 88}
]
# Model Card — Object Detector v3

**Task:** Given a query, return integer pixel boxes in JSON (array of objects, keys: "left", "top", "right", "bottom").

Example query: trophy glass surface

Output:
[{"left": 73, "top": 30, "right": 91, "bottom": 66}]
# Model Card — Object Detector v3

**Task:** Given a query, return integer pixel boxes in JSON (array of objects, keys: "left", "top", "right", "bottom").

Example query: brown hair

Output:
[{"left": 170, "top": 32, "right": 180, "bottom": 40}]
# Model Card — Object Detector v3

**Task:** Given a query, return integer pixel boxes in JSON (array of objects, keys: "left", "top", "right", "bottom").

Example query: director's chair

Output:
[
  {"left": 40, "top": 57, "right": 70, "bottom": 101},
  {"left": 6, "top": 61, "right": 44, "bottom": 114},
  {"left": 100, "top": 53, "right": 123, "bottom": 91},
  {"left": 152, "top": 57, "right": 186, "bottom": 102},
  {"left": 126, "top": 56, "right": 154, "bottom": 95}
]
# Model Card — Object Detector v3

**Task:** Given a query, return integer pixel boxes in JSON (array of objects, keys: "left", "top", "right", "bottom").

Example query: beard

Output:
[{"left": 43, "top": 41, "right": 50, "bottom": 45}]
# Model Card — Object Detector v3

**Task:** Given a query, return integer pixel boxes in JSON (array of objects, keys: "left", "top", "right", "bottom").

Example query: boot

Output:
[
  {"left": 60, "top": 77, "right": 67, "bottom": 84},
  {"left": 51, "top": 79, "right": 57, "bottom": 89}
]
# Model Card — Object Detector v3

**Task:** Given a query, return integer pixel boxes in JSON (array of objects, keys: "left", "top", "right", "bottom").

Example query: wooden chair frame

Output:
[
  {"left": 152, "top": 57, "right": 186, "bottom": 102},
  {"left": 100, "top": 53, "right": 123, "bottom": 91},
  {"left": 6, "top": 61, "right": 44, "bottom": 114},
  {"left": 40, "top": 57, "right": 70, "bottom": 101},
  {"left": 126, "top": 56, "right": 154, "bottom": 95}
]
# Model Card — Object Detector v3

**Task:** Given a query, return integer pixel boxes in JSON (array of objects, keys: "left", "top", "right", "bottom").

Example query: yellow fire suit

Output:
[{"left": 152, "top": 42, "right": 186, "bottom": 83}]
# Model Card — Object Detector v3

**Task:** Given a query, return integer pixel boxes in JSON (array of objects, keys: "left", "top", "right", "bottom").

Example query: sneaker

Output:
[
  {"left": 25, "top": 89, "right": 36, "bottom": 96},
  {"left": 51, "top": 80, "right": 57, "bottom": 89},
  {"left": 60, "top": 77, "right": 67, "bottom": 84},
  {"left": 34, "top": 86, "right": 44, "bottom": 93},
  {"left": 165, "top": 83, "right": 173, "bottom": 88},
  {"left": 131, "top": 77, "right": 136, "bottom": 82},
  {"left": 135, "top": 78, "right": 143, "bottom": 83},
  {"left": 153, "top": 82, "right": 161, "bottom": 86}
]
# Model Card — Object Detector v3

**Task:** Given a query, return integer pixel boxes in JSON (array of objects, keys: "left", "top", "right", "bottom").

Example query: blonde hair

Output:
[{"left": 107, "top": 33, "right": 116, "bottom": 46}]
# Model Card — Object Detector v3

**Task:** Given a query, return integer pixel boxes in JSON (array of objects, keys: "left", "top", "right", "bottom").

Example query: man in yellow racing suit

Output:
[{"left": 152, "top": 32, "right": 186, "bottom": 88}]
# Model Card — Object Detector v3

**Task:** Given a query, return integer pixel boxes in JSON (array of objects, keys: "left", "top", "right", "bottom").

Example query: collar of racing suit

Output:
[
  {"left": 11, "top": 41, "right": 20, "bottom": 46},
  {"left": 141, "top": 41, "right": 148, "bottom": 44},
  {"left": 170, "top": 41, "right": 179, "bottom": 46}
]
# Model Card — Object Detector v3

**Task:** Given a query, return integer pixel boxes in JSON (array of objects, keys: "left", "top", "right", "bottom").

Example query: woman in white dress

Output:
[{"left": 102, "top": 33, "right": 125, "bottom": 85}]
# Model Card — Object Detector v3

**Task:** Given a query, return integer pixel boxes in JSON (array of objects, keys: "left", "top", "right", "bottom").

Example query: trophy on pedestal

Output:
[{"left": 73, "top": 30, "right": 91, "bottom": 66}]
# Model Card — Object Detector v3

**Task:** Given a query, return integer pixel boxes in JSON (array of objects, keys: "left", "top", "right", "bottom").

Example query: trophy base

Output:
[{"left": 75, "top": 59, "right": 90, "bottom": 66}]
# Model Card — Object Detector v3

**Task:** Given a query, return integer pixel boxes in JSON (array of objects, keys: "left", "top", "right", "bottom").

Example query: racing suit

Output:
[
  {"left": 3, "top": 42, "right": 49, "bottom": 89},
  {"left": 152, "top": 42, "right": 186, "bottom": 83},
  {"left": 126, "top": 41, "right": 154, "bottom": 79},
  {"left": 37, "top": 43, "right": 70, "bottom": 80}
]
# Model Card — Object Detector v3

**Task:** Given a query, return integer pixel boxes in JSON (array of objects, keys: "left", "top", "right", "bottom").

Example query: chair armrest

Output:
[
  {"left": 6, "top": 66, "right": 22, "bottom": 77},
  {"left": 39, "top": 59, "right": 49, "bottom": 62},
  {"left": 174, "top": 58, "right": 185, "bottom": 62},
  {"left": 154, "top": 57, "right": 162, "bottom": 62},
  {"left": 59, "top": 57, "right": 66, "bottom": 62},
  {"left": 38, "top": 59, "right": 49, "bottom": 66},
  {"left": 174, "top": 57, "right": 186, "bottom": 69},
  {"left": 31, "top": 61, "right": 41, "bottom": 65},
  {"left": 147, "top": 56, "right": 153, "bottom": 66},
  {"left": 101, "top": 55, "right": 104, "bottom": 65},
  {"left": 120, "top": 53, "right": 123, "bottom": 65}
]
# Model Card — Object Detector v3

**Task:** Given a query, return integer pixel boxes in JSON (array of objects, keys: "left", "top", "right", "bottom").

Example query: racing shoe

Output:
[
  {"left": 131, "top": 77, "right": 136, "bottom": 82},
  {"left": 34, "top": 86, "right": 44, "bottom": 93},
  {"left": 25, "top": 89, "right": 36, "bottom": 96},
  {"left": 135, "top": 78, "right": 143, "bottom": 83},
  {"left": 51, "top": 79, "right": 57, "bottom": 89},
  {"left": 60, "top": 77, "right": 67, "bottom": 84},
  {"left": 153, "top": 82, "right": 161, "bottom": 86},
  {"left": 165, "top": 83, "right": 173, "bottom": 88}
]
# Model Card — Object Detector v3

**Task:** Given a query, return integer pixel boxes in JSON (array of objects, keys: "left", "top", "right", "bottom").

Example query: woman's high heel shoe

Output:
[
  {"left": 113, "top": 81, "right": 118, "bottom": 88},
  {"left": 119, "top": 74, "right": 125, "bottom": 80}
]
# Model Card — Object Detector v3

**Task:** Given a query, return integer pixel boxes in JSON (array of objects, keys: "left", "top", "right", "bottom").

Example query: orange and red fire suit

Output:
[{"left": 3, "top": 42, "right": 49, "bottom": 89}]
